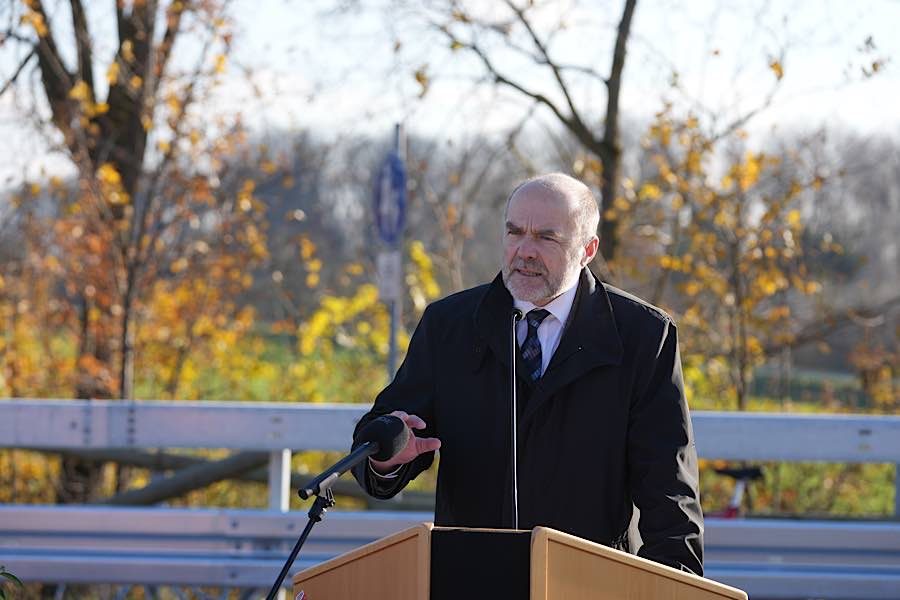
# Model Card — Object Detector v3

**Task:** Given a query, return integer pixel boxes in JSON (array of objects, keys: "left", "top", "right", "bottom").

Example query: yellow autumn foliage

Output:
[{"left": 632, "top": 105, "right": 827, "bottom": 409}]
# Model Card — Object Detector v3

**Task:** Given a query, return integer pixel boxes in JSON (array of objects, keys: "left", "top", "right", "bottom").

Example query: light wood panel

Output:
[
  {"left": 292, "top": 523, "right": 432, "bottom": 600},
  {"left": 531, "top": 527, "right": 747, "bottom": 600},
  {"left": 292, "top": 523, "right": 747, "bottom": 600}
]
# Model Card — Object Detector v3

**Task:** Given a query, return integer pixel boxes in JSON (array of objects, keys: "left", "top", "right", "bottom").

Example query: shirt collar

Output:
[{"left": 512, "top": 277, "right": 579, "bottom": 325}]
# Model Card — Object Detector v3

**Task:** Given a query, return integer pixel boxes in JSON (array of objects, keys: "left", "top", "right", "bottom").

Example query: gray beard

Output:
[
  {"left": 502, "top": 266, "right": 569, "bottom": 305},
  {"left": 502, "top": 247, "right": 583, "bottom": 304}
]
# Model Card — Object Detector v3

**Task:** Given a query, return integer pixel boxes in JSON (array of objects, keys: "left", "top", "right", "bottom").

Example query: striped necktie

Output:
[{"left": 521, "top": 309, "right": 550, "bottom": 381}]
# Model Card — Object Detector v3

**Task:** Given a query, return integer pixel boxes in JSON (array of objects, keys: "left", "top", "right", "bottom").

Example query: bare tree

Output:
[
  {"left": 1, "top": 1, "right": 276, "bottom": 496},
  {"left": 399, "top": 0, "right": 638, "bottom": 264}
]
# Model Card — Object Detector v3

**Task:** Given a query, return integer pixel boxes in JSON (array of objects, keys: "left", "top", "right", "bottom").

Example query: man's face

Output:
[{"left": 502, "top": 184, "right": 589, "bottom": 306}]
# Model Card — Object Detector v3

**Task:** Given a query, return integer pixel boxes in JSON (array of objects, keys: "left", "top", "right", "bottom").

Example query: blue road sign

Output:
[{"left": 373, "top": 151, "right": 406, "bottom": 246}]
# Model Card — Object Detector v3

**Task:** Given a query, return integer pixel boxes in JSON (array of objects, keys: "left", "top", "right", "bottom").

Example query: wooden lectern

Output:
[{"left": 292, "top": 523, "right": 747, "bottom": 600}]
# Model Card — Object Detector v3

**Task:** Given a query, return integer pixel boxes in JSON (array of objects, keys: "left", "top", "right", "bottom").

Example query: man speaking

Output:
[{"left": 351, "top": 172, "right": 704, "bottom": 575}]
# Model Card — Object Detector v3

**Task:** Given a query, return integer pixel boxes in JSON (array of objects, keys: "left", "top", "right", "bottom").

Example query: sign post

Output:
[{"left": 373, "top": 124, "right": 407, "bottom": 379}]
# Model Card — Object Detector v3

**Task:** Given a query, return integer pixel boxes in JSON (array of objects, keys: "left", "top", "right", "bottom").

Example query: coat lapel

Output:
[
  {"left": 472, "top": 273, "right": 530, "bottom": 384},
  {"left": 472, "top": 268, "right": 625, "bottom": 419},
  {"left": 521, "top": 269, "right": 624, "bottom": 424},
  {"left": 472, "top": 273, "right": 511, "bottom": 368}
]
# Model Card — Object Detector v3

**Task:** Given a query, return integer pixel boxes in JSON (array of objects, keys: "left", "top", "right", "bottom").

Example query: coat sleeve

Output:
[
  {"left": 351, "top": 305, "right": 438, "bottom": 499},
  {"left": 627, "top": 318, "right": 704, "bottom": 576}
]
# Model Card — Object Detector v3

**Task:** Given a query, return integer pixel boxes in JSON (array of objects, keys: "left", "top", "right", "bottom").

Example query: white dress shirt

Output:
[{"left": 513, "top": 279, "right": 579, "bottom": 377}]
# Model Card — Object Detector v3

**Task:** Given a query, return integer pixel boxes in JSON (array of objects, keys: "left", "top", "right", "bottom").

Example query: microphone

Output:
[
  {"left": 356, "top": 413, "right": 410, "bottom": 461},
  {"left": 298, "top": 415, "right": 409, "bottom": 499},
  {"left": 510, "top": 307, "right": 523, "bottom": 529}
]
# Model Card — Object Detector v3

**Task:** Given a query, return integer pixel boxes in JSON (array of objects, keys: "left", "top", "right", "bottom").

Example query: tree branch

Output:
[
  {"left": 709, "top": 80, "right": 780, "bottom": 144},
  {"left": 69, "top": 0, "right": 94, "bottom": 94},
  {"left": 41, "top": 447, "right": 435, "bottom": 509},
  {"left": 437, "top": 25, "right": 575, "bottom": 139},
  {"left": 0, "top": 47, "right": 36, "bottom": 97},
  {"left": 503, "top": 0, "right": 588, "bottom": 136},
  {"left": 504, "top": 102, "right": 540, "bottom": 174},
  {"left": 115, "top": 2, "right": 129, "bottom": 49},
  {"left": 30, "top": 0, "right": 76, "bottom": 132},
  {"left": 103, "top": 451, "right": 269, "bottom": 505},
  {"left": 763, "top": 296, "right": 900, "bottom": 356},
  {"left": 134, "top": 30, "right": 218, "bottom": 272},
  {"left": 604, "top": 0, "right": 637, "bottom": 149},
  {"left": 152, "top": 1, "right": 185, "bottom": 94},
  {"left": 0, "top": 30, "right": 35, "bottom": 46}
]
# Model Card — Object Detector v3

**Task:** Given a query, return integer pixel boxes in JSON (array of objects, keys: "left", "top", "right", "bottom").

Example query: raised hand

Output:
[{"left": 369, "top": 410, "right": 441, "bottom": 474}]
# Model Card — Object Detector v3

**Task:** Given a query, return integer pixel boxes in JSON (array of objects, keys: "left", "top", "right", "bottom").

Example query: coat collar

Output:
[{"left": 473, "top": 268, "right": 624, "bottom": 421}]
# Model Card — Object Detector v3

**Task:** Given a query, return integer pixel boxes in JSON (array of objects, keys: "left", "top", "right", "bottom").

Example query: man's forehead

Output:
[{"left": 506, "top": 183, "right": 577, "bottom": 223}]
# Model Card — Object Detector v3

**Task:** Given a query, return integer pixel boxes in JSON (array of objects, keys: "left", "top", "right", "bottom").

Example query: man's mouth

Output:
[{"left": 515, "top": 268, "right": 543, "bottom": 278}]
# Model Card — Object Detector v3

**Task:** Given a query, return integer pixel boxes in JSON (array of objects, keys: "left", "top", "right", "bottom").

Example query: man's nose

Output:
[{"left": 517, "top": 235, "right": 538, "bottom": 258}]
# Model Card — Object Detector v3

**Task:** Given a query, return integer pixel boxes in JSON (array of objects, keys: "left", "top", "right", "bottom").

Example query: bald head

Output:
[
  {"left": 505, "top": 173, "right": 600, "bottom": 244},
  {"left": 501, "top": 173, "right": 600, "bottom": 305}
]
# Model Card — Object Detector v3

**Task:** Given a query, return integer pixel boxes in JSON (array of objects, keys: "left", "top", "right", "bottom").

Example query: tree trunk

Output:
[
  {"left": 115, "top": 273, "right": 138, "bottom": 493},
  {"left": 57, "top": 296, "right": 108, "bottom": 505},
  {"left": 729, "top": 237, "right": 748, "bottom": 412},
  {"left": 599, "top": 0, "right": 638, "bottom": 263},
  {"left": 118, "top": 276, "right": 136, "bottom": 402}
]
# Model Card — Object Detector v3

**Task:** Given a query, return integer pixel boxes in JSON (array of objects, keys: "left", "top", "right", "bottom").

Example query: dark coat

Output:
[{"left": 352, "top": 268, "right": 704, "bottom": 575}]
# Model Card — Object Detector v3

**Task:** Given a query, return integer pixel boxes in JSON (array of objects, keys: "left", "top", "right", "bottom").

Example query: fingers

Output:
[
  {"left": 389, "top": 410, "right": 427, "bottom": 430},
  {"left": 406, "top": 415, "right": 427, "bottom": 429},
  {"left": 371, "top": 434, "right": 441, "bottom": 473},
  {"left": 415, "top": 436, "right": 441, "bottom": 454},
  {"left": 376, "top": 411, "right": 441, "bottom": 468}
]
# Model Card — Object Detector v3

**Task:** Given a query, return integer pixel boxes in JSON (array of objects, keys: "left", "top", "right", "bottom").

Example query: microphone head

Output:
[
  {"left": 512, "top": 308, "right": 523, "bottom": 321},
  {"left": 356, "top": 414, "right": 410, "bottom": 461}
]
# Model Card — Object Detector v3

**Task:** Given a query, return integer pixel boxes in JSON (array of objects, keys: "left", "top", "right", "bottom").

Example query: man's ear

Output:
[{"left": 582, "top": 236, "right": 599, "bottom": 266}]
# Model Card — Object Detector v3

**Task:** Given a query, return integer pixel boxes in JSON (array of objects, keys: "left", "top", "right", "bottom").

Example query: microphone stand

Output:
[
  {"left": 510, "top": 308, "right": 523, "bottom": 530},
  {"left": 264, "top": 442, "right": 377, "bottom": 600},
  {"left": 264, "top": 488, "right": 335, "bottom": 600}
]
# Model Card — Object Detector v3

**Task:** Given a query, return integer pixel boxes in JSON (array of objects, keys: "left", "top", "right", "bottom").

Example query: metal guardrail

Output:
[
  {"left": 0, "top": 399, "right": 363, "bottom": 450},
  {"left": 0, "top": 505, "right": 428, "bottom": 588},
  {"left": 3, "top": 399, "right": 900, "bottom": 461},
  {"left": 2, "top": 399, "right": 898, "bottom": 513},
  {"left": 2, "top": 505, "right": 899, "bottom": 599},
  {"left": 706, "top": 518, "right": 900, "bottom": 599},
  {"left": 2, "top": 398, "right": 900, "bottom": 598}
]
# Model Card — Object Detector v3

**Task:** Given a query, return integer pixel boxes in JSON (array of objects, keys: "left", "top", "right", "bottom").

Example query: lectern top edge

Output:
[
  {"left": 291, "top": 522, "right": 433, "bottom": 585},
  {"left": 531, "top": 527, "right": 748, "bottom": 600}
]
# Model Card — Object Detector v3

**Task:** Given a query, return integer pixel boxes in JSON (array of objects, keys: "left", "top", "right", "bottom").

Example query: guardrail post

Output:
[
  {"left": 268, "top": 449, "right": 291, "bottom": 512},
  {"left": 265, "top": 462, "right": 292, "bottom": 600},
  {"left": 895, "top": 463, "right": 900, "bottom": 518}
]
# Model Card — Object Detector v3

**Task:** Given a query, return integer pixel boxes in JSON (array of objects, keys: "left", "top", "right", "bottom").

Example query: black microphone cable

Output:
[{"left": 510, "top": 308, "right": 523, "bottom": 529}]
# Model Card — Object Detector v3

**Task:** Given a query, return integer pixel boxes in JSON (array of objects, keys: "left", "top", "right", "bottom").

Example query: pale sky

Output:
[
  {"left": 225, "top": 0, "right": 900, "bottom": 139},
  {"left": 2, "top": 0, "right": 899, "bottom": 188}
]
